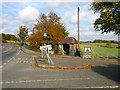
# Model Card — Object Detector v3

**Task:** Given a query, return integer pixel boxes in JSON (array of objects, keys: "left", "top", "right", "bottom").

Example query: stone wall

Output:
[{"left": 82, "top": 52, "right": 93, "bottom": 59}]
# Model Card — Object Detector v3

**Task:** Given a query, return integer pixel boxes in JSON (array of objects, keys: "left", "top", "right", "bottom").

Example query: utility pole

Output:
[{"left": 78, "top": 6, "right": 80, "bottom": 51}]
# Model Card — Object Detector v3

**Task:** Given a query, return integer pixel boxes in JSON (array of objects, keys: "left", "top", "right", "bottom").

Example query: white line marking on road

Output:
[
  {"left": 0, "top": 78, "right": 118, "bottom": 88},
  {"left": 16, "top": 48, "right": 21, "bottom": 56},
  {"left": 3, "top": 46, "right": 12, "bottom": 53},
  {"left": 0, "top": 78, "right": 95, "bottom": 84},
  {"left": 76, "top": 86, "right": 119, "bottom": 89}
]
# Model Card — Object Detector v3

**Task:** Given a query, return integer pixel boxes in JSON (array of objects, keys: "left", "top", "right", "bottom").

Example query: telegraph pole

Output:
[{"left": 78, "top": 6, "right": 80, "bottom": 51}]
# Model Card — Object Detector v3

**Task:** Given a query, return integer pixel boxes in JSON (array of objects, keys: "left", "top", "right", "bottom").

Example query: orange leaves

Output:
[{"left": 28, "top": 12, "right": 68, "bottom": 47}]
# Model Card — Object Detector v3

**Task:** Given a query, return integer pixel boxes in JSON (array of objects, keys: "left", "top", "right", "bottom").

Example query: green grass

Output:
[{"left": 80, "top": 43, "right": 119, "bottom": 58}]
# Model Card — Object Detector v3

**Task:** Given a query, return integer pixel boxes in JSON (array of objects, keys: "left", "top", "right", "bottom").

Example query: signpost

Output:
[
  {"left": 44, "top": 33, "right": 47, "bottom": 37},
  {"left": 84, "top": 47, "right": 91, "bottom": 52},
  {"left": 40, "top": 44, "right": 54, "bottom": 64}
]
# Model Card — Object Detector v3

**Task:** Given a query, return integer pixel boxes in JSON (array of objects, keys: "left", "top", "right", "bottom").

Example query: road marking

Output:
[
  {"left": 4, "top": 63, "right": 7, "bottom": 65},
  {"left": 1, "top": 46, "right": 21, "bottom": 68},
  {"left": 23, "top": 61, "right": 26, "bottom": 63},
  {"left": 13, "top": 60, "right": 33, "bottom": 64},
  {"left": 18, "top": 58, "right": 21, "bottom": 60},
  {"left": 17, "top": 61, "right": 19, "bottom": 63},
  {"left": 77, "top": 86, "right": 119, "bottom": 89},
  {"left": 26, "top": 61, "right": 29, "bottom": 63},
  {"left": 0, "top": 78, "right": 95, "bottom": 84},
  {"left": 3, "top": 46, "right": 12, "bottom": 53},
  {"left": 30, "top": 61, "right": 32, "bottom": 63},
  {"left": 0, "top": 65, "right": 3, "bottom": 69}
]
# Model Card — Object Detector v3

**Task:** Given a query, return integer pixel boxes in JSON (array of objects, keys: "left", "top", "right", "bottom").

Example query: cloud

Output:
[
  {"left": 46, "top": 2, "right": 75, "bottom": 8},
  {"left": 88, "top": 12, "right": 99, "bottom": 25},
  {"left": 0, "top": 14, "right": 13, "bottom": 27},
  {"left": 1, "top": 2, "right": 118, "bottom": 41},
  {"left": 67, "top": 24, "right": 118, "bottom": 41},
  {"left": 0, "top": 14, "right": 15, "bottom": 34},
  {"left": 62, "top": 12, "right": 72, "bottom": 20},
  {"left": 70, "top": 12, "right": 88, "bottom": 24},
  {"left": 15, "top": 6, "right": 39, "bottom": 28},
  {"left": 1, "top": 6, "right": 40, "bottom": 34}
]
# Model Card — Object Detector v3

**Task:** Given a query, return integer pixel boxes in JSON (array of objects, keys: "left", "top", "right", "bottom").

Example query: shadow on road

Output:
[
  {"left": 91, "top": 64, "right": 120, "bottom": 84},
  {"left": 38, "top": 59, "right": 47, "bottom": 63},
  {"left": 100, "top": 57, "right": 120, "bottom": 60}
]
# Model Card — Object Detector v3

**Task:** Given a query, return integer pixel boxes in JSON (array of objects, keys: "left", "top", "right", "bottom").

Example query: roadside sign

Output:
[
  {"left": 39, "top": 44, "right": 54, "bottom": 64},
  {"left": 84, "top": 47, "right": 91, "bottom": 52},
  {"left": 40, "top": 45, "right": 52, "bottom": 50},
  {"left": 44, "top": 33, "right": 47, "bottom": 37}
]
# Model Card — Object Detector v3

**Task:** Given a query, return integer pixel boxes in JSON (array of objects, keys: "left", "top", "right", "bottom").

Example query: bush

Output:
[
  {"left": 2, "top": 39, "right": 7, "bottom": 43},
  {"left": 106, "top": 41, "right": 111, "bottom": 47}
]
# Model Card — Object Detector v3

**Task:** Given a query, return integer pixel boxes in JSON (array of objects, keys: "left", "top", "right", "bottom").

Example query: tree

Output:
[
  {"left": 28, "top": 12, "right": 68, "bottom": 48},
  {"left": 90, "top": 2, "right": 120, "bottom": 34},
  {"left": 18, "top": 25, "right": 28, "bottom": 43}
]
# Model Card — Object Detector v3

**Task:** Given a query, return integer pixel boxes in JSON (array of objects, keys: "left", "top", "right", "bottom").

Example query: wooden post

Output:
[{"left": 78, "top": 6, "right": 80, "bottom": 51}]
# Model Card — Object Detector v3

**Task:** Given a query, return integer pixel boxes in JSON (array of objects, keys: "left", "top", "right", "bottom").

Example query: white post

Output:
[{"left": 41, "top": 49, "right": 43, "bottom": 58}]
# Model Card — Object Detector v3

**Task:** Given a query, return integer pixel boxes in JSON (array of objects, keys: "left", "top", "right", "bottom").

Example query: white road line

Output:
[
  {"left": 0, "top": 78, "right": 95, "bottom": 84},
  {"left": 16, "top": 47, "right": 21, "bottom": 56},
  {"left": 76, "top": 86, "right": 119, "bottom": 88},
  {"left": 3, "top": 46, "right": 12, "bottom": 53}
]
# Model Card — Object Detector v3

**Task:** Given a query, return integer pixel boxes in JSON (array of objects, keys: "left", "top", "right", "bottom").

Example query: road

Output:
[{"left": 0, "top": 44, "right": 119, "bottom": 89}]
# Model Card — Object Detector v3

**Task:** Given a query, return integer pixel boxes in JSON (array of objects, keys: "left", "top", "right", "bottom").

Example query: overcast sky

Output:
[{"left": 0, "top": 0, "right": 118, "bottom": 41}]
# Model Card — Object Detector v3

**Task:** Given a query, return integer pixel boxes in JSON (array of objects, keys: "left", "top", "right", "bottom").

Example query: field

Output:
[{"left": 80, "top": 43, "right": 119, "bottom": 58}]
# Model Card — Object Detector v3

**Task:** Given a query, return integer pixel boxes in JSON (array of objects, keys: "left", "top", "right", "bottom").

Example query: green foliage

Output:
[
  {"left": 62, "top": 27, "right": 69, "bottom": 38},
  {"left": 1, "top": 33, "right": 18, "bottom": 43},
  {"left": 18, "top": 25, "right": 28, "bottom": 42},
  {"left": 90, "top": 2, "right": 120, "bottom": 34},
  {"left": 93, "top": 39, "right": 118, "bottom": 43},
  {"left": 2, "top": 39, "right": 6, "bottom": 43},
  {"left": 106, "top": 41, "right": 111, "bottom": 47}
]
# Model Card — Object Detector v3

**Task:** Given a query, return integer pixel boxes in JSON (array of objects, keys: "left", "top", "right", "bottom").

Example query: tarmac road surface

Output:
[{"left": 0, "top": 44, "right": 119, "bottom": 89}]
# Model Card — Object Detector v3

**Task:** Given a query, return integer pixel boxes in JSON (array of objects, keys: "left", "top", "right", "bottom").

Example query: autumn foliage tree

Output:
[{"left": 28, "top": 12, "right": 68, "bottom": 48}]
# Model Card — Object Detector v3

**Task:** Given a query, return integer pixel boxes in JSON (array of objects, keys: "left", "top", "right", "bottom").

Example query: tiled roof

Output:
[{"left": 59, "top": 37, "right": 78, "bottom": 44}]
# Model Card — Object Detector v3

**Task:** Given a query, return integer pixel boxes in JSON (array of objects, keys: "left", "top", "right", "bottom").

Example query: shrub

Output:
[
  {"left": 106, "top": 41, "right": 111, "bottom": 47},
  {"left": 2, "top": 39, "right": 7, "bottom": 43}
]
